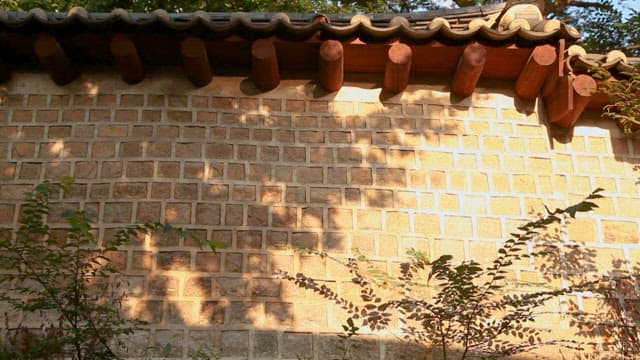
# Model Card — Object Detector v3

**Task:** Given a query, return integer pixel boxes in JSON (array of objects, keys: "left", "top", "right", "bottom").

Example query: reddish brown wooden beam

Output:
[
  {"left": 515, "top": 45, "right": 557, "bottom": 100},
  {"left": 343, "top": 41, "right": 529, "bottom": 78},
  {"left": 545, "top": 75, "right": 573, "bottom": 123},
  {"left": 342, "top": 41, "right": 388, "bottom": 73},
  {"left": 181, "top": 37, "right": 212, "bottom": 87},
  {"left": 552, "top": 74, "right": 597, "bottom": 128},
  {"left": 572, "top": 74, "right": 598, "bottom": 118},
  {"left": 173, "top": 37, "right": 552, "bottom": 80},
  {"left": 0, "top": 62, "right": 9, "bottom": 83},
  {"left": 383, "top": 42, "right": 412, "bottom": 93},
  {"left": 34, "top": 34, "right": 76, "bottom": 85},
  {"left": 251, "top": 38, "right": 279, "bottom": 91},
  {"left": 0, "top": 32, "right": 8, "bottom": 82},
  {"left": 275, "top": 41, "right": 319, "bottom": 71},
  {"left": 451, "top": 43, "right": 486, "bottom": 98},
  {"left": 542, "top": 39, "right": 565, "bottom": 97},
  {"left": 318, "top": 40, "right": 343, "bottom": 92},
  {"left": 110, "top": 33, "right": 144, "bottom": 84},
  {"left": 587, "top": 76, "right": 618, "bottom": 110},
  {"left": 410, "top": 43, "right": 463, "bottom": 75},
  {"left": 481, "top": 45, "right": 531, "bottom": 80},
  {"left": 586, "top": 90, "right": 609, "bottom": 110}
]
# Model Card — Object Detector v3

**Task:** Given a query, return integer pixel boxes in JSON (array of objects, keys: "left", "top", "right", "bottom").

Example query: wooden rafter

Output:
[
  {"left": 318, "top": 40, "right": 344, "bottom": 93},
  {"left": 383, "top": 42, "right": 412, "bottom": 94},
  {"left": 515, "top": 44, "right": 557, "bottom": 100},
  {"left": 181, "top": 37, "right": 212, "bottom": 87},
  {"left": 110, "top": 33, "right": 144, "bottom": 84},
  {"left": 451, "top": 43, "right": 486, "bottom": 98},
  {"left": 251, "top": 38, "right": 280, "bottom": 91},
  {"left": 34, "top": 34, "right": 76, "bottom": 85}
]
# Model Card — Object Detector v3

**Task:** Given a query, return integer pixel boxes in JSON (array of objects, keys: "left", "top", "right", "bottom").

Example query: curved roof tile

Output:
[
  {"left": 0, "top": 2, "right": 581, "bottom": 45},
  {"left": 567, "top": 45, "right": 638, "bottom": 76}
]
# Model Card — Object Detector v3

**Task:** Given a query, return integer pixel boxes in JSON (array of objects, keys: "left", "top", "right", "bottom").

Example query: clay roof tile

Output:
[{"left": 0, "top": 2, "right": 580, "bottom": 44}]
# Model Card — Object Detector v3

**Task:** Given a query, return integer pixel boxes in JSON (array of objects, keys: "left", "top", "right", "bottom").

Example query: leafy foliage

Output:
[
  {"left": 0, "top": 0, "right": 439, "bottom": 13},
  {"left": 279, "top": 189, "right": 605, "bottom": 359},
  {"left": 598, "top": 63, "right": 640, "bottom": 138},
  {"left": 570, "top": 273, "right": 640, "bottom": 359},
  {"left": 0, "top": 178, "right": 217, "bottom": 359},
  {"left": 1, "top": 0, "right": 637, "bottom": 55},
  {"left": 566, "top": 0, "right": 639, "bottom": 57}
]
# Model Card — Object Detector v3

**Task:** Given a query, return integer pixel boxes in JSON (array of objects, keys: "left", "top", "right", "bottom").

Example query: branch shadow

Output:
[{"left": 0, "top": 69, "right": 639, "bottom": 359}]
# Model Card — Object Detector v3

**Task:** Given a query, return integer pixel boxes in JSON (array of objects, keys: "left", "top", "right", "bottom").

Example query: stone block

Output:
[
  {"left": 365, "top": 189, "right": 394, "bottom": 208},
  {"left": 247, "top": 254, "right": 268, "bottom": 274},
  {"left": 229, "top": 301, "right": 262, "bottom": 324},
  {"left": 196, "top": 203, "right": 221, "bottom": 225},
  {"left": 254, "top": 331, "right": 278, "bottom": 359},
  {"left": 224, "top": 252, "right": 244, "bottom": 273},
  {"left": 252, "top": 278, "right": 281, "bottom": 298},
  {"left": 152, "top": 329, "right": 184, "bottom": 356},
  {"left": 282, "top": 332, "right": 312, "bottom": 358},
  {"left": 220, "top": 330, "right": 249, "bottom": 357},
  {"left": 198, "top": 301, "right": 225, "bottom": 325},
  {"left": 375, "top": 168, "right": 406, "bottom": 187},
  {"left": 195, "top": 252, "right": 221, "bottom": 272},
  {"left": 215, "top": 277, "right": 248, "bottom": 297},
  {"left": 265, "top": 302, "right": 294, "bottom": 326},
  {"left": 602, "top": 220, "right": 639, "bottom": 243},
  {"left": 184, "top": 276, "right": 212, "bottom": 297},
  {"left": 157, "top": 251, "right": 191, "bottom": 271},
  {"left": 147, "top": 275, "right": 179, "bottom": 296}
]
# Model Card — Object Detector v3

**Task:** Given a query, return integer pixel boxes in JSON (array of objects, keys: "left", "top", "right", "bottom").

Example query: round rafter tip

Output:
[{"left": 388, "top": 43, "right": 412, "bottom": 65}]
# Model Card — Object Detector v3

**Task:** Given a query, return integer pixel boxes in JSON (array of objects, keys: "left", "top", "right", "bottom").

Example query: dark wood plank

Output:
[
  {"left": 34, "top": 34, "right": 76, "bottom": 85},
  {"left": 451, "top": 43, "right": 486, "bottom": 98},
  {"left": 383, "top": 42, "right": 412, "bottom": 93},
  {"left": 515, "top": 44, "right": 556, "bottom": 100},
  {"left": 181, "top": 37, "right": 212, "bottom": 87},
  {"left": 318, "top": 40, "right": 344, "bottom": 92},
  {"left": 251, "top": 38, "right": 280, "bottom": 91},
  {"left": 110, "top": 33, "right": 144, "bottom": 84}
]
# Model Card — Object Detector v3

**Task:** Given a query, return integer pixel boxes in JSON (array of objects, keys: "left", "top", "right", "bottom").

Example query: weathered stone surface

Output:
[
  {"left": 282, "top": 332, "right": 312, "bottom": 359},
  {"left": 1, "top": 71, "right": 638, "bottom": 360},
  {"left": 254, "top": 331, "right": 278, "bottom": 359},
  {"left": 220, "top": 330, "right": 249, "bottom": 357}
]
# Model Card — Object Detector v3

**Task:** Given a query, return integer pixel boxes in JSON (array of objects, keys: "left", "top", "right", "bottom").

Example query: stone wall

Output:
[{"left": 0, "top": 70, "right": 638, "bottom": 359}]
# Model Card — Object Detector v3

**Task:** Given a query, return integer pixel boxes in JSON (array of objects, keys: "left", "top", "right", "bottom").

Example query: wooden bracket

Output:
[
  {"left": 318, "top": 40, "right": 344, "bottom": 92},
  {"left": 34, "top": 34, "right": 76, "bottom": 85},
  {"left": 0, "top": 61, "right": 9, "bottom": 83},
  {"left": 550, "top": 74, "right": 597, "bottom": 128},
  {"left": 451, "top": 43, "right": 486, "bottom": 98},
  {"left": 515, "top": 44, "right": 556, "bottom": 100},
  {"left": 542, "top": 39, "right": 565, "bottom": 97},
  {"left": 542, "top": 39, "right": 596, "bottom": 128},
  {"left": 545, "top": 75, "right": 573, "bottom": 123},
  {"left": 383, "top": 42, "right": 412, "bottom": 93},
  {"left": 110, "top": 33, "right": 144, "bottom": 84},
  {"left": 251, "top": 38, "right": 280, "bottom": 91},
  {"left": 181, "top": 37, "right": 212, "bottom": 87},
  {"left": 0, "top": 35, "right": 9, "bottom": 83}
]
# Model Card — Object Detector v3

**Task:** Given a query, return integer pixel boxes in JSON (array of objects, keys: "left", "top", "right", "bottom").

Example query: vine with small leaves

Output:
[
  {"left": 0, "top": 178, "right": 221, "bottom": 359},
  {"left": 279, "top": 189, "right": 605, "bottom": 359},
  {"left": 597, "top": 63, "right": 640, "bottom": 137}
]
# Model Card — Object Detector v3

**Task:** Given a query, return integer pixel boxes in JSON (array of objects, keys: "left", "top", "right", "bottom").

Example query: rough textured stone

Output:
[
  {"left": 220, "top": 331, "right": 249, "bottom": 357},
  {"left": 254, "top": 331, "right": 278, "bottom": 359},
  {"left": 1, "top": 72, "right": 638, "bottom": 360}
]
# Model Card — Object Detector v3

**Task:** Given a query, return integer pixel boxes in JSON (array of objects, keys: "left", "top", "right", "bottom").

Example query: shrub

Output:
[
  {"left": 599, "top": 63, "right": 640, "bottom": 137},
  {"left": 0, "top": 178, "right": 219, "bottom": 359},
  {"left": 279, "top": 189, "right": 604, "bottom": 359}
]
